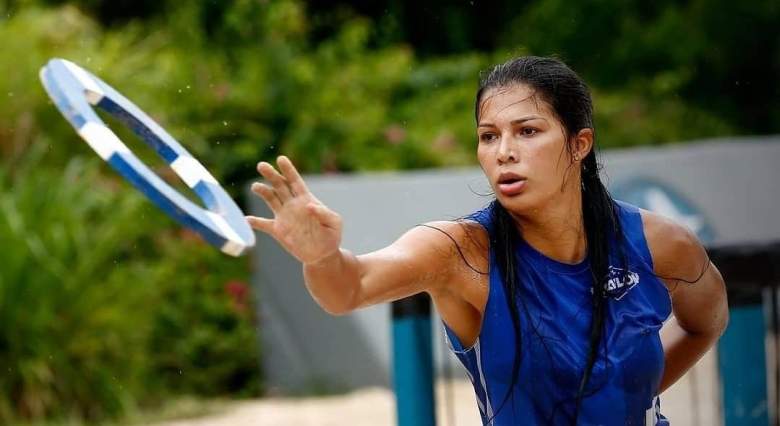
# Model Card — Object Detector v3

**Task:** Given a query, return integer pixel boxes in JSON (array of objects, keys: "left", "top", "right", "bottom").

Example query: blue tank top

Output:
[{"left": 444, "top": 200, "right": 672, "bottom": 425}]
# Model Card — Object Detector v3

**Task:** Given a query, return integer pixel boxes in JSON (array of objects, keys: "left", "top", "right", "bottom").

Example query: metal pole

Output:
[{"left": 392, "top": 293, "right": 436, "bottom": 426}]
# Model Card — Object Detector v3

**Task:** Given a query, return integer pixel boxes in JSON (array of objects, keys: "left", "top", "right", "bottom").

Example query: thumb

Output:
[
  {"left": 307, "top": 202, "right": 341, "bottom": 228},
  {"left": 246, "top": 215, "right": 274, "bottom": 234}
]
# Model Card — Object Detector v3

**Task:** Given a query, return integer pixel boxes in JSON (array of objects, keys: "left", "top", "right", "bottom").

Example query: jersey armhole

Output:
[
  {"left": 616, "top": 200, "right": 656, "bottom": 269},
  {"left": 440, "top": 214, "right": 492, "bottom": 354},
  {"left": 443, "top": 322, "right": 477, "bottom": 353},
  {"left": 616, "top": 200, "right": 674, "bottom": 321}
]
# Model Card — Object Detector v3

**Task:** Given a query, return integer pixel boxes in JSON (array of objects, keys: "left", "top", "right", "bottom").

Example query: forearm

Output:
[
  {"left": 302, "top": 248, "right": 362, "bottom": 315},
  {"left": 658, "top": 316, "right": 721, "bottom": 393}
]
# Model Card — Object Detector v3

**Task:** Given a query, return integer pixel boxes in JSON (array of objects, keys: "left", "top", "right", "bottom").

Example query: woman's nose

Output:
[{"left": 497, "top": 137, "right": 518, "bottom": 163}]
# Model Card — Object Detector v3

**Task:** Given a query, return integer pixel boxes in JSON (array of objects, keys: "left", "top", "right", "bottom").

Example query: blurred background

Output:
[{"left": 1, "top": 0, "right": 779, "bottom": 425}]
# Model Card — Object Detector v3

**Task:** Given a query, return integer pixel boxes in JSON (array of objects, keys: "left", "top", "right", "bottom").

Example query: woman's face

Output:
[{"left": 476, "top": 84, "right": 580, "bottom": 215}]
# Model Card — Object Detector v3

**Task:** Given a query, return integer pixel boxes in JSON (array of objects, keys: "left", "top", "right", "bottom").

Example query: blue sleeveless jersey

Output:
[{"left": 444, "top": 200, "right": 672, "bottom": 425}]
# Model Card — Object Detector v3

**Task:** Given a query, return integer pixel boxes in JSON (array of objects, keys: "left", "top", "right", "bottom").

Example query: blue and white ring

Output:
[{"left": 39, "top": 58, "right": 255, "bottom": 256}]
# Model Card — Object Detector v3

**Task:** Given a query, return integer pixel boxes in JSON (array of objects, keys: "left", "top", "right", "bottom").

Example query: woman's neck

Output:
[{"left": 510, "top": 187, "right": 587, "bottom": 265}]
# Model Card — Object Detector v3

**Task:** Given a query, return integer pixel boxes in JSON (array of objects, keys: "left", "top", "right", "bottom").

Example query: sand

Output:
[{"left": 155, "top": 379, "right": 481, "bottom": 426}]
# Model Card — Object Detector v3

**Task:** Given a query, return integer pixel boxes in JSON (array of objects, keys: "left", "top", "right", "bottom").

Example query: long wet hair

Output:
[{"left": 476, "top": 56, "right": 624, "bottom": 424}]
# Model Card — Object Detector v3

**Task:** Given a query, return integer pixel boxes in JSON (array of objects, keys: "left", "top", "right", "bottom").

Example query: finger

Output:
[
  {"left": 246, "top": 215, "right": 275, "bottom": 234},
  {"left": 257, "top": 161, "right": 294, "bottom": 201},
  {"left": 257, "top": 161, "right": 293, "bottom": 199},
  {"left": 251, "top": 182, "right": 282, "bottom": 212},
  {"left": 307, "top": 202, "right": 341, "bottom": 229},
  {"left": 277, "top": 156, "right": 309, "bottom": 197}
]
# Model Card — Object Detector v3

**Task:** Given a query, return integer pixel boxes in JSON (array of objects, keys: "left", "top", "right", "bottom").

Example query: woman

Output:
[{"left": 246, "top": 56, "right": 728, "bottom": 425}]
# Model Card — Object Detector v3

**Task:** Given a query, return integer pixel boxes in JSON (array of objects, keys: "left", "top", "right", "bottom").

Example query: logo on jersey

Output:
[{"left": 604, "top": 266, "right": 640, "bottom": 300}]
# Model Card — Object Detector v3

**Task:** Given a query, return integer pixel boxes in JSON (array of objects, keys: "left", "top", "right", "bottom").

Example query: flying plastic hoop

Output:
[{"left": 39, "top": 58, "right": 255, "bottom": 256}]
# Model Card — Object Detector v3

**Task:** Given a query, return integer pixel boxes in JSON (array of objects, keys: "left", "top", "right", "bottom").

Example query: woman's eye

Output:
[
  {"left": 520, "top": 127, "right": 538, "bottom": 137},
  {"left": 479, "top": 133, "right": 498, "bottom": 142}
]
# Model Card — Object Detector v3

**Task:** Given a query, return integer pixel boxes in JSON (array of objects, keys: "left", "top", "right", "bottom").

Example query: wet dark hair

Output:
[{"left": 476, "top": 56, "right": 624, "bottom": 423}]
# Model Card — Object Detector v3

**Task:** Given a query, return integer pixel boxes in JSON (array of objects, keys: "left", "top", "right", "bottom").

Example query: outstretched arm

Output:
[
  {"left": 642, "top": 211, "right": 729, "bottom": 393},
  {"left": 246, "top": 156, "right": 482, "bottom": 316},
  {"left": 302, "top": 224, "right": 463, "bottom": 315}
]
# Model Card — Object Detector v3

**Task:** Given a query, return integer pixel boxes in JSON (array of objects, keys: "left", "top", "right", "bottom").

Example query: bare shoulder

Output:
[
  {"left": 637, "top": 208, "right": 728, "bottom": 338},
  {"left": 638, "top": 209, "right": 709, "bottom": 289},
  {"left": 412, "top": 219, "right": 490, "bottom": 281},
  {"left": 360, "top": 218, "right": 489, "bottom": 293},
  {"left": 404, "top": 219, "right": 490, "bottom": 306},
  {"left": 416, "top": 219, "right": 490, "bottom": 348}
]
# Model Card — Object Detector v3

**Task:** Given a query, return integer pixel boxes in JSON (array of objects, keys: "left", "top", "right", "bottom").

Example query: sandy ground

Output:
[
  {"left": 155, "top": 350, "right": 724, "bottom": 426},
  {"left": 155, "top": 380, "right": 481, "bottom": 426}
]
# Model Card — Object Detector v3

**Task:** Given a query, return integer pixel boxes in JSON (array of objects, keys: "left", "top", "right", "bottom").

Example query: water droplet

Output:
[
  {"left": 178, "top": 89, "right": 182, "bottom": 93},
  {"left": 86, "top": 57, "right": 92, "bottom": 63},
  {"left": 186, "top": 85, "right": 191, "bottom": 89},
  {"left": 223, "top": 121, "right": 228, "bottom": 126},
  {"left": 7, "top": 92, "right": 12, "bottom": 97},
  {"left": 216, "top": 140, "right": 221, "bottom": 145}
]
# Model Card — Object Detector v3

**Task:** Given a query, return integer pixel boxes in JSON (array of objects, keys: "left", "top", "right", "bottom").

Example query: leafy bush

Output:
[
  {"left": 0, "top": 6, "right": 267, "bottom": 423},
  {"left": 0, "top": 144, "right": 260, "bottom": 423},
  {"left": 147, "top": 251, "right": 260, "bottom": 398},
  {"left": 0, "top": 146, "right": 157, "bottom": 422}
]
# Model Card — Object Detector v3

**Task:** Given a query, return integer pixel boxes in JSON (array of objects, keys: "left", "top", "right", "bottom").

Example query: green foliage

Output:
[
  {"left": 498, "top": 0, "right": 780, "bottom": 136},
  {"left": 0, "top": 146, "right": 155, "bottom": 422},
  {"left": 146, "top": 243, "right": 260, "bottom": 398},
  {"left": 0, "top": 145, "right": 260, "bottom": 423},
  {"left": 0, "top": 141, "right": 257, "bottom": 425}
]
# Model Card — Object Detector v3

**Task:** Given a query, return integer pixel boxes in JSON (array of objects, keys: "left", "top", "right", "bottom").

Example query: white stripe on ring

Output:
[
  {"left": 78, "top": 121, "right": 130, "bottom": 160},
  {"left": 220, "top": 240, "right": 244, "bottom": 257},
  {"left": 171, "top": 155, "right": 218, "bottom": 187},
  {"left": 206, "top": 211, "right": 243, "bottom": 248}
]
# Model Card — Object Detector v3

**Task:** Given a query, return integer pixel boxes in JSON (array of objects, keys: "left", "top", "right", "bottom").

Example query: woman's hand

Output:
[
  {"left": 246, "top": 156, "right": 487, "bottom": 321},
  {"left": 246, "top": 156, "right": 342, "bottom": 265}
]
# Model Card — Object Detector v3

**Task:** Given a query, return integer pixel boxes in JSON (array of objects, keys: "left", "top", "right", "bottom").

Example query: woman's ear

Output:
[{"left": 572, "top": 128, "right": 594, "bottom": 162}]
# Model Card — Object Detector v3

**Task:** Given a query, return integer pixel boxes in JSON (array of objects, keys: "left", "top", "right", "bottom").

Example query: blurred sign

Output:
[{"left": 613, "top": 177, "right": 715, "bottom": 244}]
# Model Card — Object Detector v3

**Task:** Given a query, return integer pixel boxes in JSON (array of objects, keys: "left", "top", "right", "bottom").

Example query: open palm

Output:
[{"left": 246, "top": 156, "right": 342, "bottom": 265}]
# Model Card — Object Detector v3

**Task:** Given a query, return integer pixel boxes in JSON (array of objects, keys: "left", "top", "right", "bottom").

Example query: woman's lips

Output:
[{"left": 498, "top": 179, "right": 526, "bottom": 196}]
